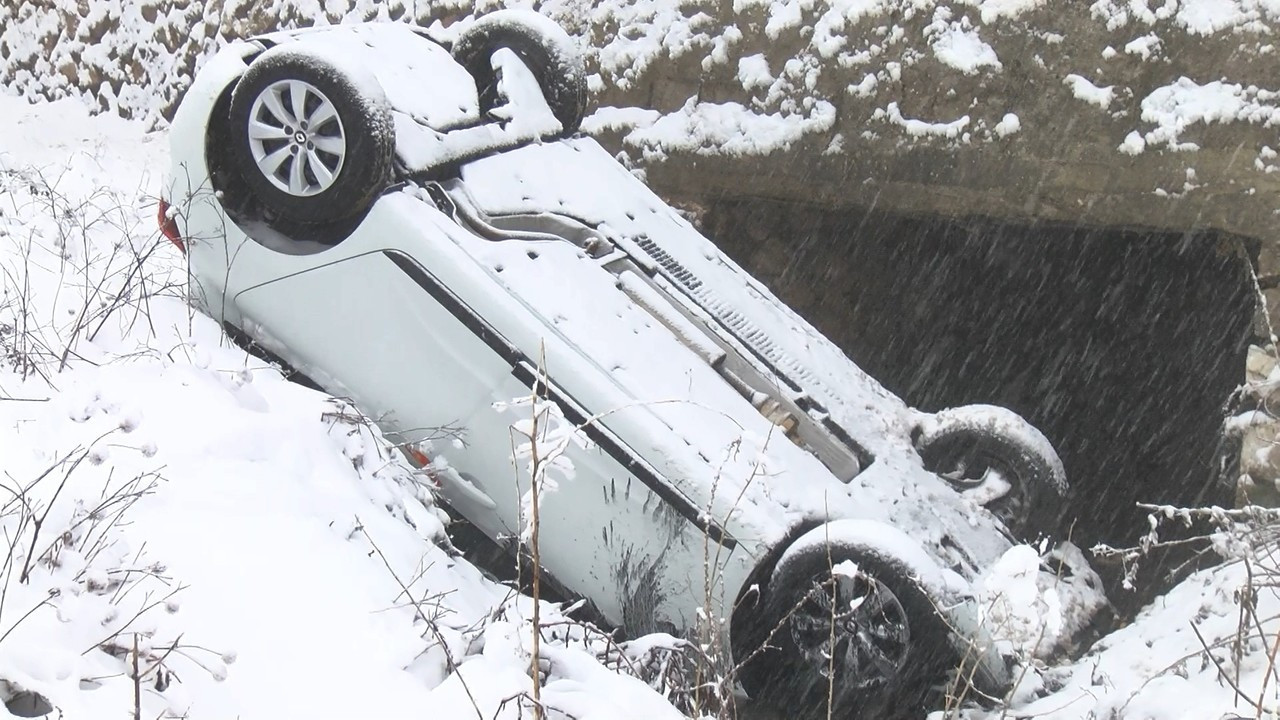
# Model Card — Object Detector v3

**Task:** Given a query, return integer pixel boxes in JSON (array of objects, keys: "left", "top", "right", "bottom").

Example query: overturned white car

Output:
[{"left": 162, "top": 11, "right": 1098, "bottom": 718}]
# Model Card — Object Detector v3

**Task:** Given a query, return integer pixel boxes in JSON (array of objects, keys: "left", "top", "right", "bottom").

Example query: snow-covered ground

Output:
[
  {"left": 0, "top": 94, "right": 693, "bottom": 720},
  {"left": 1, "top": 90, "right": 1276, "bottom": 720},
  {"left": 979, "top": 555, "right": 1280, "bottom": 719}
]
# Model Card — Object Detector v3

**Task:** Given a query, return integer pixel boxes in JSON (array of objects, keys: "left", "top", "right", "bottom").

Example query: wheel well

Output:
[
  {"left": 204, "top": 76, "right": 258, "bottom": 223},
  {"left": 204, "top": 81, "right": 236, "bottom": 186},
  {"left": 728, "top": 518, "right": 828, "bottom": 664}
]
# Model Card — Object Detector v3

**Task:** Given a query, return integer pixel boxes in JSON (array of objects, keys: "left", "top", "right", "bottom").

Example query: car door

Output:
[{"left": 232, "top": 248, "right": 518, "bottom": 526}]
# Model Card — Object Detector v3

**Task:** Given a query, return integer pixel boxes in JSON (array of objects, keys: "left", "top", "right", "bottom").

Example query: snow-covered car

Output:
[{"left": 161, "top": 11, "right": 1098, "bottom": 717}]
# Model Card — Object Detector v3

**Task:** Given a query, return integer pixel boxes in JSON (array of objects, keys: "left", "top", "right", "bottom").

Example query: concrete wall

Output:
[{"left": 704, "top": 199, "right": 1254, "bottom": 547}]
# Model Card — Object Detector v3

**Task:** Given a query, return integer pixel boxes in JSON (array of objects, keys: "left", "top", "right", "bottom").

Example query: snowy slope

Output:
[
  {"left": 0, "top": 94, "right": 691, "bottom": 720},
  {"left": 948, "top": 545, "right": 1280, "bottom": 719},
  {"left": 1002, "top": 558, "right": 1280, "bottom": 719}
]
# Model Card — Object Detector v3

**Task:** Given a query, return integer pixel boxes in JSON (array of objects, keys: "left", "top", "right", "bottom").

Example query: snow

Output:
[
  {"left": 5, "top": 0, "right": 1280, "bottom": 172},
  {"left": 490, "top": 47, "right": 562, "bottom": 135},
  {"left": 975, "top": 545, "right": 1065, "bottom": 658},
  {"left": 775, "top": 520, "right": 970, "bottom": 599},
  {"left": 736, "top": 54, "right": 773, "bottom": 92},
  {"left": 916, "top": 404, "right": 1068, "bottom": 495},
  {"left": 880, "top": 101, "right": 971, "bottom": 139},
  {"left": 993, "top": 112, "right": 1021, "bottom": 136},
  {"left": 931, "top": 25, "right": 1002, "bottom": 75},
  {"left": 3, "top": 0, "right": 1274, "bottom": 184},
  {"left": 764, "top": 0, "right": 804, "bottom": 39},
  {"left": 297, "top": 23, "right": 478, "bottom": 130},
  {"left": 927, "top": 11, "right": 1003, "bottom": 75},
  {"left": 579, "top": 106, "right": 662, "bottom": 135},
  {"left": 1118, "top": 129, "right": 1147, "bottom": 154},
  {"left": 1063, "top": 72, "right": 1116, "bottom": 109},
  {"left": 1177, "top": 0, "right": 1280, "bottom": 35},
  {"left": 958, "top": 557, "right": 1280, "bottom": 719},
  {"left": 1123, "top": 32, "right": 1162, "bottom": 60},
  {"left": 621, "top": 98, "right": 837, "bottom": 159},
  {"left": 586, "top": 0, "right": 718, "bottom": 91},
  {"left": 1258, "top": 144, "right": 1280, "bottom": 173},
  {"left": 7, "top": 5, "right": 1280, "bottom": 714},
  {"left": 545, "top": 0, "right": 1280, "bottom": 160},
  {"left": 1134, "top": 77, "right": 1280, "bottom": 153},
  {"left": 811, "top": 7, "right": 850, "bottom": 57},
  {"left": 1089, "top": 0, "right": 1174, "bottom": 29},
  {"left": 0, "top": 93, "right": 693, "bottom": 720},
  {"left": 849, "top": 73, "right": 879, "bottom": 97},
  {"left": 1089, "top": 0, "right": 1280, "bottom": 34},
  {"left": 960, "top": 0, "right": 1047, "bottom": 23}
]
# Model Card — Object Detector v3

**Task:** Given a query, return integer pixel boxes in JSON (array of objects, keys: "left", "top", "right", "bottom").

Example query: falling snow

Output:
[{"left": 3, "top": 1, "right": 1280, "bottom": 719}]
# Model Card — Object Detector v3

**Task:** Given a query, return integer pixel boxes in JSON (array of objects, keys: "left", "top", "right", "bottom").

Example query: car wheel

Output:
[
  {"left": 914, "top": 404, "right": 1068, "bottom": 539},
  {"left": 451, "top": 9, "right": 587, "bottom": 136},
  {"left": 228, "top": 45, "right": 394, "bottom": 225},
  {"left": 736, "top": 539, "right": 954, "bottom": 720}
]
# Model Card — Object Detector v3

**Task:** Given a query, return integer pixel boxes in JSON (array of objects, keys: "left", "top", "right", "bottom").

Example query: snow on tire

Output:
[
  {"left": 452, "top": 9, "right": 588, "bottom": 136},
  {"left": 914, "top": 404, "right": 1068, "bottom": 538},
  {"left": 229, "top": 45, "right": 394, "bottom": 225}
]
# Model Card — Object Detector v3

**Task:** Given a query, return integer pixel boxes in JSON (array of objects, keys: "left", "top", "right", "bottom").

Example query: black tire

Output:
[
  {"left": 915, "top": 405, "right": 1068, "bottom": 539},
  {"left": 228, "top": 45, "right": 394, "bottom": 225},
  {"left": 736, "top": 537, "right": 957, "bottom": 720},
  {"left": 452, "top": 10, "right": 587, "bottom": 136}
]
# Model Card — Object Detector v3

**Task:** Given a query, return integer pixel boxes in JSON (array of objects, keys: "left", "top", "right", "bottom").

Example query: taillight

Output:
[
  {"left": 405, "top": 446, "right": 431, "bottom": 467},
  {"left": 402, "top": 446, "right": 440, "bottom": 485},
  {"left": 157, "top": 197, "right": 185, "bottom": 254}
]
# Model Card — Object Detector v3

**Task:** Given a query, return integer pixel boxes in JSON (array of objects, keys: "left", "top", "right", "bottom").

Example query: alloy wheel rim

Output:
[
  {"left": 247, "top": 79, "right": 346, "bottom": 197},
  {"left": 790, "top": 570, "right": 911, "bottom": 690}
]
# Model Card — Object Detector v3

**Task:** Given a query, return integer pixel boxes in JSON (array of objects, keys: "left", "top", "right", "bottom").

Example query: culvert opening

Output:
[{"left": 700, "top": 197, "right": 1257, "bottom": 601}]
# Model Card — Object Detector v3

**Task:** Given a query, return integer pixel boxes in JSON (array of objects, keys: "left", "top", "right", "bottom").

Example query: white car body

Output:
[{"left": 165, "top": 20, "right": 1097, "bottom": 694}]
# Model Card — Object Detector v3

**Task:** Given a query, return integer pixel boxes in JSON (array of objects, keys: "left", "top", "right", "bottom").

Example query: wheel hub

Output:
[
  {"left": 790, "top": 570, "right": 911, "bottom": 690},
  {"left": 246, "top": 79, "right": 346, "bottom": 198}
]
